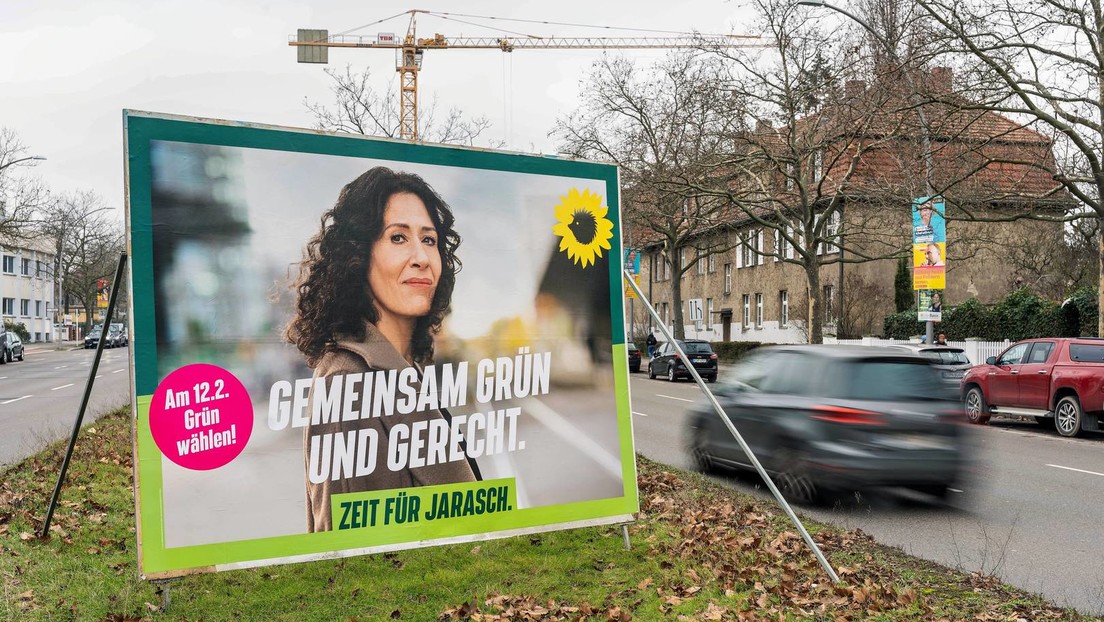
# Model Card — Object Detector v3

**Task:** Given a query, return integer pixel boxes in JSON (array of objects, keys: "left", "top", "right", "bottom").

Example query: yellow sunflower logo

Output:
[{"left": 552, "top": 188, "right": 614, "bottom": 268}]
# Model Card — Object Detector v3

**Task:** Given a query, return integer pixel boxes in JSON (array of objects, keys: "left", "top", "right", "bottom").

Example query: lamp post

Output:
[
  {"left": 0, "top": 155, "right": 46, "bottom": 173},
  {"left": 797, "top": 0, "right": 936, "bottom": 343}
]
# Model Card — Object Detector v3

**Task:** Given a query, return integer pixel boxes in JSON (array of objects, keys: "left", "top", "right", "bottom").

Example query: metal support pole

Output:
[
  {"left": 624, "top": 269, "right": 840, "bottom": 584},
  {"left": 621, "top": 524, "right": 631, "bottom": 550},
  {"left": 42, "top": 253, "right": 128, "bottom": 537}
]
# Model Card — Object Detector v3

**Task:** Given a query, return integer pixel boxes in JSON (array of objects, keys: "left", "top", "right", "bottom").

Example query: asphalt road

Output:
[
  {"left": 0, "top": 344, "right": 132, "bottom": 467},
  {"left": 628, "top": 372, "right": 1104, "bottom": 617}
]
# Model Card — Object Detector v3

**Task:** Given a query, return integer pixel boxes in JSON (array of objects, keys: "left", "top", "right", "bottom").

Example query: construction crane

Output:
[{"left": 290, "top": 9, "right": 766, "bottom": 141}]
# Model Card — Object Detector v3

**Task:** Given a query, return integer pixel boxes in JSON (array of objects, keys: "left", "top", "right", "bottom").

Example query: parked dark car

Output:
[
  {"left": 626, "top": 343, "right": 641, "bottom": 373},
  {"left": 104, "top": 323, "right": 127, "bottom": 348},
  {"left": 961, "top": 337, "right": 1104, "bottom": 437},
  {"left": 685, "top": 345, "right": 970, "bottom": 504},
  {"left": 0, "top": 331, "right": 24, "bottom": 364},
  {"left": 648, "top": 339, "right": 718, "bottom": 382},
  {"left": 84, "top": 326, "right": 103, "bottom": 349},
  {"left": 888, "top": 344, "right": 973, "bottom": 389}
]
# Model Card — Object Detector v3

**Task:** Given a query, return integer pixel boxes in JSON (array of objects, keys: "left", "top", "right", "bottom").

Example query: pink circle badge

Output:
[{"left": 149, "top": 364, "right": 253, "bottom": 470}]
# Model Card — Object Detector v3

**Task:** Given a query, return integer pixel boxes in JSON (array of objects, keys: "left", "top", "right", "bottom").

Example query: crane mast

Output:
[{"left": 292, "top": 10, "right": 765, "bottom": 141}]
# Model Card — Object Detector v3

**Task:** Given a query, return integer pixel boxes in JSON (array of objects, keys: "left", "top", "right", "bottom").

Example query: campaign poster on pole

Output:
[
  {"left": 124, "top": 111, "right": 638, "bottom": 578},
  {"left": 911, "top": 196, "right": 946, "bottom": 290},
  {"left": 917, "top": 289, "right": 943, "bottom": 322}
]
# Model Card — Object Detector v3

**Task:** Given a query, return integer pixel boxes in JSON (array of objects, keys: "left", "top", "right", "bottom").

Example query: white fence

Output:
[{"left": 823, "top": 336, "right": 1011, "bottom": 366}]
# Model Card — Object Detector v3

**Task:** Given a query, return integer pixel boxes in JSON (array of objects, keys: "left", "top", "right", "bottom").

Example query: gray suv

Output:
[{"left": 0, "top": 331, "right": 24, "bottom": 364}]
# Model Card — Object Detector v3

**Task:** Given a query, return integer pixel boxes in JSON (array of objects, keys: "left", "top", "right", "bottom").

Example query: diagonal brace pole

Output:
[
  {"left": 624, "top": 269, "right": 840, "bottom": 583},
  {"left": 41, "top": 253, "right": 128, "bottom": 538}
]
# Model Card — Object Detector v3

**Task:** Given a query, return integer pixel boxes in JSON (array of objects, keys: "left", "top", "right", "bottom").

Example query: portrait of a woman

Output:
[{"left": 287, "top": 166, "right": 478, "bottom": 532}]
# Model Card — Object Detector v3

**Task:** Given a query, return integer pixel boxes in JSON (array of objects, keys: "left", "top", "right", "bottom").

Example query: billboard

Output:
[
  {"left": 911, "top": 196, "right": 945, "bottom": 291},
  {"left": 124, "top": 111, "right": 638, "bottom": 578}
]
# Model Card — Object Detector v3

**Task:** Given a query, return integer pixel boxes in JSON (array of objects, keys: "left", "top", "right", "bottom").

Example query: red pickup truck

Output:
[{"left": 961, "top": 338, "right": 1104, "bottom": 437}]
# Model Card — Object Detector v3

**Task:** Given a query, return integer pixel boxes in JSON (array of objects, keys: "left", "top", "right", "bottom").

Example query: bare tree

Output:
[
  {"left": 36, "top": 191, "right": 122, "bottom": 332},
  {"left": 553, "top": 52, "right": 745, "bottom": 339},
  {"left": 916, "top": 0, "right": 1104, "bottom": 332},
  {"left": 304, "top": 65, "right": 500, "bottom": 146},
  {"left": 0, "top": 128, "right": 49, "bottom": 241},
  {"left": 688, "top": 0, "right": 924, "bottom": 343}
]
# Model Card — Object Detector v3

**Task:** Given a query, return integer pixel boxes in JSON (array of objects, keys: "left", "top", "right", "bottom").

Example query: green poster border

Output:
[{"left": 124, "top": 111, "right": 637, "bottom": 577}]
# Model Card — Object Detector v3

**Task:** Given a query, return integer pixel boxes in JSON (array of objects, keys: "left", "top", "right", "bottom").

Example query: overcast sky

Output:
[{"left": 2, "top": 0, "right": 759, "bottom": 218}]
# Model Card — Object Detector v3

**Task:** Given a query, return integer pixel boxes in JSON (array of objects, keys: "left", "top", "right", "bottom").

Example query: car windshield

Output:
[
  {"left": 919, "top": 349, "right": 970, "bottom": 365},
  {"left": 824, "top": 358, "right": 945, "bottom": 401},
  {"left": 678, "top": 341, "right": 713, "bottom": 354}
]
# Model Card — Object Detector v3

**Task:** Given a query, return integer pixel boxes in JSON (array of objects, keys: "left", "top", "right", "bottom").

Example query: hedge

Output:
[{"left": 882, "top": 287, "right": 1099, "bottom": 340}]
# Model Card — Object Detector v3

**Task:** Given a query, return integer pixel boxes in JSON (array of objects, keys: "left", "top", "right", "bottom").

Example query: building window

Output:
[
  {"left": 818, "top": 211, "right": 841, "bottom": 255},
  {"left": 780, "top": 290, "right": 789, "bottom": 326},
  {"left": 707, "top": 298, "right": 714, "bottom": 327},
  {"left": 742, "top": 230, "right": 762, "bottom": 267},
  {"left": 812, "top": 149, "right": 824, "bottom": 182},
  {"left": 696, "top": 254, "right": 706, "bottom": 275},
  {"left": 20, "top": 299, "right": 30, "bottom": 316},
  {"left": 20, "top": 258, "right": 31, "bottom": 276},
  {"left": 708, "top": 253, "right": 716, "bottom": 273},
  {"left": 36, "top": 260, "right": 45, "bottom": 277},
  {"left": 742, "top": 294, "right": 750, "bottom": 328},
  {"left": 723, "top": 264, "right": 732, "bottom": 294},
  {"left": 35, "top": 300, "right": 43, "bottom": 317},
  {"left": 824, "top": 285, "right": 835, "bottom": 323},
  {"left": 755, "top": 293, "right": 764, "bottom": 327},
  {"left": 2, "top": 256, "right": 13, "bottom": 274},
  {"left": 1, "top": 298, "right": 12, "bottom": 315}
]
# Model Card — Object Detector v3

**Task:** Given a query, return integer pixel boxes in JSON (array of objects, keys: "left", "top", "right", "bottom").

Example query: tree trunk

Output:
[
  {"left": 670, "top": 252, "right": 686, "bottom": 340},
  {"left": 1098, "top": 215, "right": 1104, "bottom": 337},
  {"left": 805, "top": 261, "right": 822, "bottom": 344}
]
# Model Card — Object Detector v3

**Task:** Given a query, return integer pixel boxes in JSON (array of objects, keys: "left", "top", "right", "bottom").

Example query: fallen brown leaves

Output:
[{"left": 437, "top": 462, "right": 1092, "bottom": 621}]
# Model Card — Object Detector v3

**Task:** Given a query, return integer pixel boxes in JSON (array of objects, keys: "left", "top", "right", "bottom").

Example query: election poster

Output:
[
  {"left": 911, "top": 196, "right": 946, "bottom": 291},
  {"left": 917, "top": 289, "right": 942, "bottom": 322},
  {"left": 124, "top": 111, "right": 638, "bottom": 578}
]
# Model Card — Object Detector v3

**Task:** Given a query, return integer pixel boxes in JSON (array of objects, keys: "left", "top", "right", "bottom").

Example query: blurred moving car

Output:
[
  {"left": 0, "top": 331, "right": 24, "bottom": 364},
  {"left": 649, "top": 339, "right": 718, "bottom": 382},
  {"left": 685, "top": 345, "right": 969, "bottom": 504},
  {"left": 888, "top": 344, "right": 972, "bottom": 389},
  {"left": 961, "top": 337, "right": 1104, "bottom": 437},
  {"left": 626, "top": 343, "right": 641, "bottom": 373}
]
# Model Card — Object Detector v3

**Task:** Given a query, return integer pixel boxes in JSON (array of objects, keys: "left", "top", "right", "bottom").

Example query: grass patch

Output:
[{"left": 1, "top": 407, "right": 1099, "bottom": 621}]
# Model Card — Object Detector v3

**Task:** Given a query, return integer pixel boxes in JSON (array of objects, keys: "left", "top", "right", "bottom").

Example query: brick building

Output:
[{"left": 631, "top": 68, "right": 1068, "bottom": 342}]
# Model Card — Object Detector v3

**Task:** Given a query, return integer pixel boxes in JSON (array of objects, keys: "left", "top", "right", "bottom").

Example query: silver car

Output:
[{"left": 686, "top": 345, "right": 970, "bottom": 504}]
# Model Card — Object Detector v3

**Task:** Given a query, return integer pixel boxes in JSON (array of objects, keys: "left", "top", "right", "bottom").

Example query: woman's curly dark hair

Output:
[{"left": 287, "top": 166, "right": 461, "bottom": 367}]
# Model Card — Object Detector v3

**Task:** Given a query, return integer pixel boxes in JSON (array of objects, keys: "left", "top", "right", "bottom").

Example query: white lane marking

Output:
[
  {"left": 112, "top": 369, "right": 125, "bottom": 374},
  {"left": 51, "top": 384, "right": 75, "bottom": 391},
  {"left": 0, "top": 376, "right": 7, "bottom": 380},
  {"left": 1, "top": 395, "right": 31, "bottom": 405},
  {"left": 948, "top": 488, "right": 963, "bottom": 493},
  {"left": 1046, "top": 463, "right": 1104, "bottom": 478},
  {"left": 657, "top": 394, "right": 694, "bottom": 402},
  {"left": 632, "top": 411, "right": 649, "bottom": 417},
  {"left": 95, "top": 375, "right": 103, "bottom": 379}
]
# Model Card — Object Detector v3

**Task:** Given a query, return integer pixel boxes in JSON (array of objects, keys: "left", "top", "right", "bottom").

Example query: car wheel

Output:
[
  {"left": 0, "top": 351, "right": 6, "bottom": 365},
  {"left": 648, "top": 363, "right": 656, "bottom": 380},
  {"left": 963, "top": 387, "right": 990, "bottom": 424},
  {"left": 705, "top": 375, "right": 715, "bottom": 383},
  {"left": 689, "top": 428, "right": 715, "bottom": 473},
  {"left": 16, "top": 349, "right": 24, "bottom": 361},
  {"left": 776, "top": 447, "right": 819, "bottom": 505},
  {"left": 1054, "top": 395, "right": 1083, "bottom": 438},
  {"left": 667, "top": 366, "right": 676, "bottom": 382}
]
